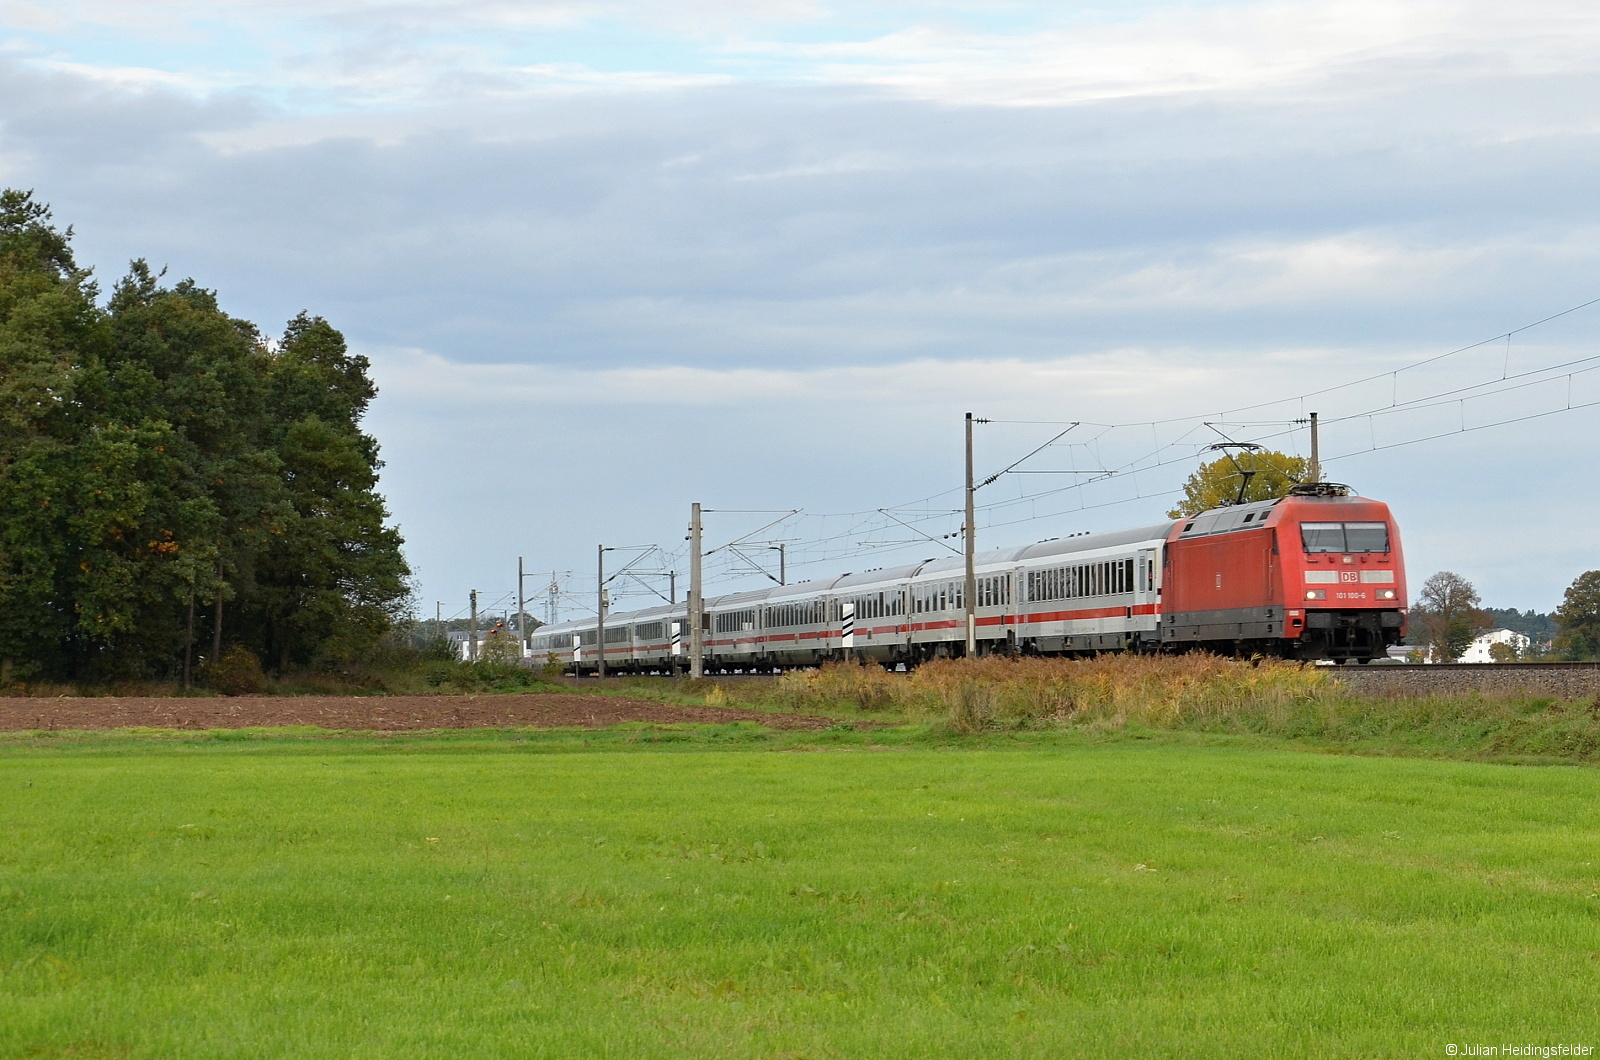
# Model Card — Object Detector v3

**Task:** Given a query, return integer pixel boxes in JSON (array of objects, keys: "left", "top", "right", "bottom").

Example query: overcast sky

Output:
[{"left": 3, "top": 0, "right": 1598, "bottom": 620}]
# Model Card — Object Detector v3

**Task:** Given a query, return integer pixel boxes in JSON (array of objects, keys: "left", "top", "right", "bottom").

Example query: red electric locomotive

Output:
[{"left": 1160, "top": 484, "right": 1407, "bottom": 661}]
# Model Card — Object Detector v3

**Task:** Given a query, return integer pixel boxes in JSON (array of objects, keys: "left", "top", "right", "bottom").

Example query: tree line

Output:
[{"left": 0, "top": 190, "right": 410, "bottom": 683}]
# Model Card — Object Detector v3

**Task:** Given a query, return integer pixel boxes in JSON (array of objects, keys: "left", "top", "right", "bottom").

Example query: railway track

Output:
[
  {"left": 1340, "top": 662, "right": 1600, "bottom": 671},
  {"left": 571, "top": 662, "right": 1600, "bottom": 700},
  {"left": 1330, "top": 660, "right": 1600, "bottom": 698}
]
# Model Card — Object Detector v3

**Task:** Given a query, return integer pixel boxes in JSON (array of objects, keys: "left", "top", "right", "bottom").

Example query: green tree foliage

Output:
[
  {"left": 1554, "top": 570, "right": 1600, "bottom": 661},
  {"left": 241, "top": 316, "right": 409, "bottom": 669},
  {"left": 0, "top": 191, "right": 410, "bottom": 681},
  {"left": 0, "top": 190, "right": 111, "bottom": 676},
  {"left": 478, "top": 629, "right": 523, "bottom": 666},
  {"left": 1167, "top": 450, "right": 1309, "bottom": 518},
  {"left": 1487, "top": 640, "right": 1518, "bottom": 663},
  {"left": 1412, "top": 571, "right": 1489, "bottom": 664}
]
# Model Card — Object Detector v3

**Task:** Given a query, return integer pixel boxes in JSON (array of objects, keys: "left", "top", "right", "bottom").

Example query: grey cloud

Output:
[
  {"left": 6, "top": 59, "right": 1600, "bottom": 372},
  {"left": 3, "top": 53, "right": 1597, "bottom": 609}
]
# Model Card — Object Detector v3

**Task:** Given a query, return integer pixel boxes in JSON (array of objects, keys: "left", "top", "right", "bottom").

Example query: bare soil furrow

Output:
[{"left": 0, "top": 693, "right": 833, "bottom": 732}]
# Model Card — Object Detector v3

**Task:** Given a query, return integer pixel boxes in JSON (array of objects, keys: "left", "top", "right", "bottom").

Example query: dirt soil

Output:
[{"left": 0, "top": 693, "right": 837, "bottom": 732}]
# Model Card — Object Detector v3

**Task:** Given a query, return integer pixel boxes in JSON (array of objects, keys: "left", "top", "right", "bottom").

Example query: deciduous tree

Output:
[
  {"left": 1412, "top": 571, "right": 1489, "bottom": 663},
  {"left": 0, "top": 190, "right": 110, "bottom": 678},
  {"left": 235, "top": 314, "right": 411, "bottom": 670},
  {"left": 1554, "top": 570, "right": 1600, "bottom": 661},
  {"left": 1168, "top": 450, "right": 1308, "bottom": 518}
]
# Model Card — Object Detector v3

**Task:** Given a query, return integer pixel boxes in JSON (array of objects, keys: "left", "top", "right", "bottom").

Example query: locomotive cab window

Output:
[
  {"left": 1343, "top": 522, "right": 1389, "bottom": 552},
  {"left": 1301, "top": 521, "right": 1389, "bottom": 553},
  {"left": 1300, "top": 522, "right": 1345, "bottom": 552}
]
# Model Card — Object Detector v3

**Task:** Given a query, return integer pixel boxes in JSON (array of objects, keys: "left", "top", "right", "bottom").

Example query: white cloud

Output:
[
  {"left": 736, "top": 0, "right": 1600, "bottom": 105},
  {"left": 0, "top": 2, "right": 69, "bottom": 32},
  {"left": 32, "top": 58, "right": 213, "bottom": 91},
  {"left": 374, "top": 344, "right": 1222, "bottom": 409},
  {"left": 21, "top": 0, "right": 1600, "bottom": 111},
  {"left": 1054, "top": 235, "right": 1488, "bottom": 311}
]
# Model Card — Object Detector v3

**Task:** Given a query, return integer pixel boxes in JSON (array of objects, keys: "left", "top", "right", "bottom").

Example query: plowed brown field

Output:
[{"left": 0, "top": 693, "right": 835, "bottom": 732}]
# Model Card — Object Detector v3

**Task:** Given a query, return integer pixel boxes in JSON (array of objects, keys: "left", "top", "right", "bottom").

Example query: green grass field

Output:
[{"left": 4, "top": 731, "right": 1599, "bottom": 1058}]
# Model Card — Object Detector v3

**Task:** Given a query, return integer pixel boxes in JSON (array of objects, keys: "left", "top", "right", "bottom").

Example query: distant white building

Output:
[
  {"left": 1457, "top": 628, "right": 1530, "bottom": 664},
  {"left": 1392, "top": 628, "right": 1532, "bottom": 663}
]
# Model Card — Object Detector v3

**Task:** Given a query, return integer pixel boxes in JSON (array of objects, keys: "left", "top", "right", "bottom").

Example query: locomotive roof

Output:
[
  {"left": 1177, "top": 498, "right": 1283, "bottom": 539},
  {"left": 1176, "top": 493, "right": 1387, "bottom": 540}
]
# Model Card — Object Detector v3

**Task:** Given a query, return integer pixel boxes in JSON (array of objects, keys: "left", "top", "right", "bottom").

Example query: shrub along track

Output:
[{"left": 0, "top": 693, "right": 836, "bottom": 732}]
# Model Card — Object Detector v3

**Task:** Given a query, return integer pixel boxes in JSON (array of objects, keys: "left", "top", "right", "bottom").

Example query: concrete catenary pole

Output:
[
  {"left": 689, "top": 502, "right": 704, "bottom": 679},
  {"left": 597, "top": 545, "right": 607, "bottom": 680},
  {"left": 469, "top": 589, "right": 478, "bottom": 661},
  {"left": 964, "top": 412, "right": 978, "bottom": 658},
  {"left": 517, "top": 556, "right": 526, "bottom": 657},
  {"left": 1308, "top": 411, "right": 1321, "bottom": 483}
]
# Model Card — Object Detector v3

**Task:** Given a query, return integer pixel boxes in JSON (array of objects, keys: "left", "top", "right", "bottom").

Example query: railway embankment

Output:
[{"left": 1332, "top": 663, "right": 1600, "bottom": 699}]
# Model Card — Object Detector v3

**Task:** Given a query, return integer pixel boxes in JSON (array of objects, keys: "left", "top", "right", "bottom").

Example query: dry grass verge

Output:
[
  {"left": 774, "top": 655, "right": 1330, "bottom": 729},
  {"left": 762, "top": 655, "right": 1600, "bottom": 760}
]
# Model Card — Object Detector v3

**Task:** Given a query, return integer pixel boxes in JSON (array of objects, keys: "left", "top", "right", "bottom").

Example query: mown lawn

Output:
[{"left": 3, "top": 734, "right": 1598, "bottom": 1058}]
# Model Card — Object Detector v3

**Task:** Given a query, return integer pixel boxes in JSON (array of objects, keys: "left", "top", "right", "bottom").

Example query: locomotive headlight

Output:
[
  {"left": 1377, "top": 589, "right": 1397, "bottom": 600},
  {"left": 1305, "top": 590, "right": 1326, "bottom": 600}
]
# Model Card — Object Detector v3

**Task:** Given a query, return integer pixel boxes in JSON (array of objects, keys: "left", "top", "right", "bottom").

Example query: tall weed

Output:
[{"left": 773, "top": 664, "right": 903, "bottom": 712}]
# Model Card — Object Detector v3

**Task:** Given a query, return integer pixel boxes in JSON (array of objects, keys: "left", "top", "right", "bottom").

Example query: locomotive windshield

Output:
[{"left": 1300, "top": 521, "right": 1389, "bottom": 553}]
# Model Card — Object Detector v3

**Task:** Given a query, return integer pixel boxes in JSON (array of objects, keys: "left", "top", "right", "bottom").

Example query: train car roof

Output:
[
  {"left": 706, "top": 587, "right": 773, "bottom": 610},
  {"left": 829, "top": 564, "right": 926, "bottom": 591},
  {"left": 838, "top": 522, "right": 1178, "bottom": 583},
  {"left": 623, "top": 603, "right": 678, "bottom": 621},
  {"left": 1006, "top": 522, "right": 1176, "bottom": 561},
  {"left": 763, "top": 575, "right": 851, "bottom": 601}
]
